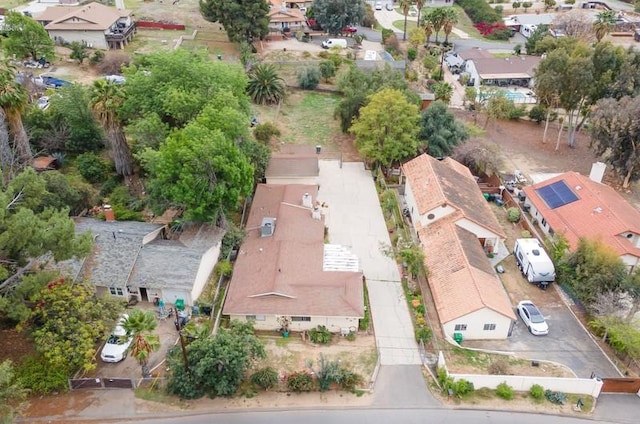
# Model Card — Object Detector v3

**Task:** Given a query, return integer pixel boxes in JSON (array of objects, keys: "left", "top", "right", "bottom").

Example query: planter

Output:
[{"left": 282, "top": 331, "right": 290, "bottom": 338}]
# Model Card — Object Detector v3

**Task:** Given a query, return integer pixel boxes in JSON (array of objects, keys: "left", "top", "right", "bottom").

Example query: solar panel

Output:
[{"left": 536, "top": 180, "right": 579, "bottom": 209}]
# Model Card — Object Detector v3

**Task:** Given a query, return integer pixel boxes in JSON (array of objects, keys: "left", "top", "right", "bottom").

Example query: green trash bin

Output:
[
  {"left": 175, "top": 299, "right": 185, "bottom": 311},
  {"left": 453, "top": 332, "right": 464, "bottom": 344}
]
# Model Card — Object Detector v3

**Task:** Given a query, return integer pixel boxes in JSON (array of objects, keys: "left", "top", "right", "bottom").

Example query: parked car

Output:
[
  {"left": 100, "top": 314, "right": 132, "bottom": 363},
  {"left": 41, "top": 75, "right": 72, "bottom": 88},
  {"left": 517, "top": 300, "right": 549, "bottom": 336},
  {"left": 322, "top": 38, "right": 348, "bottom": 49},
  {"left": 103, "top": 75, "right": 126, "bottom": 84},
  {"left": 36, "top": 96, "right": 50, "bottom": 110},
  {"left": 386, "top": 3, "right": 394, "bottom": 11},
  {"left": 343, "top": 26, "right": 358, "bottom": 34},
  {"left": 375, "top": 2, "right": 383, "bottom": 10}
]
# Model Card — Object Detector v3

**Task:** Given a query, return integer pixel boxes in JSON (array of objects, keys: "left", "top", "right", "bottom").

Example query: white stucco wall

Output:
[
  {"left": 191, "top": 242, "right": 222, "bottom": 302},
  {"left": 450, "top": 374, "right": 603, "bottom": 397},
  {"left": 455, "top": 218, "right": 502, "bottom": 248},
  {"left": 463, "top": 60, "right": 481, "bottom": 89},
  {"left": 443, "top": 308, "right": 513, "bottom": 340},
  {"left": 162, "top": 289, "right": 192, "bottom": 308},
  {"left": 230, "top": 314, "right": 360, "bottom": 333},
  {"left": 48, "top": 30, "right": 108, "bottom": 49}
]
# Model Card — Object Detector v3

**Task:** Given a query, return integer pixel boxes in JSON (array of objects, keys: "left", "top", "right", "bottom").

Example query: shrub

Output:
[
  {"left": 108, "top": 185, "right": 134, "bottom": 208},
  {"left": 381, "top": 28, "right": 394, "bottom": 44},
  {"left": 251, "top": 367, "right": 279, "bottom": 390},
  {"left": 507, "top": 207, "right": 521, "bottom": 223},
  {"left": 530, "top": 384, "right": 545, "bottom": 400},
  {"left": 287, "top": 371, "right": 314, "bottom": 392},
  {"left": 415, "top": 315, "right": 426, "bottom": 326},
  {"left": 215, "top": 260, "right": 233, "bottom": 278},
  {"left": 496, "top": 381, "right": 514, "bottom": 400},
  {"left": 457, "top": 0, "right": 502, "bottom": 24},
  {"left": 487, "top": 359, "right": 509, "bottom": 375},
  {"left": 346, "top": 331, "right": 356, "bottom": 341},
  {"left": 16, "top": 356, "right": 69, "bottom": 395},
  {"left": 297, "top": 66, "right": 321, "bottom": 90},
  {"left": 339, "top": 370, "right": 363, "bottom": 390},
  {"left": 309, "top": 325, "right": 332, "bottom": 344},
  {"left": 99, "top": 175, "right": 120, "bottom": 197},
  {"left": 89, "top": 50, "right": 105, "bottom": 65},
  {"left": 363, "top": 4, "right": 377, "bottom": 28},
  {"left": 452, "top": 379, "right": 475, "bottom": 397},
  {"left": 415, "top": 326, "right": 433, "bottom": 343},
  {"left": 416, "top": 304, "right": 426, "bottom": 315},
  {"left": 405, "top": 69, "right": 418, "bottom": 82},
  {"left": 76, "top": 152, "right": 111, "bottom": 183},
  {"left": 423, "top": 55, "right": 439, "bottom": 70},
  {"left": 253, "top": 122, "right": 281, "bottom": 144},
  {"left": 495, "top": 5, "right": 504, "bottom": 14},
  {"left": 96, "top": 52, "right": 130, "bottom": 75},
  {"left": 545, "top": 389, "right": 567, "bottom": 404},
  {"left": 407, "top": 47, "right": 417, "bottom": 61}
]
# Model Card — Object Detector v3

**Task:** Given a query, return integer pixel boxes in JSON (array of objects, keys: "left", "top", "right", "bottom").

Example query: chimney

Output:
[
  {"left": 302, "top": 192, "right": 313, "bottom": 208},
  {"left": 261, "top": 217, "right": 276, "bottom": 237},
  {"left": 104, "top": 204, "right": 115, "bottom": 222},
  {"left": 312, "top": 206, "right": 321, "bottom": 220},
  {"left": 589, "top": 162, "right": 606, "bottom": 184}
]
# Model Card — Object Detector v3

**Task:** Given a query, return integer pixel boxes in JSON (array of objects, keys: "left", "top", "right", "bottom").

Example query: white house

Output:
[{"left": 402, "top": 154, "right": 516, "bottom": 340}]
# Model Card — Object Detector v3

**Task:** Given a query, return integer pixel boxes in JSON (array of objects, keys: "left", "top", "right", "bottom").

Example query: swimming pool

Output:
[{"left": 503, "top": 90, "right": 526, "bottom": 101}]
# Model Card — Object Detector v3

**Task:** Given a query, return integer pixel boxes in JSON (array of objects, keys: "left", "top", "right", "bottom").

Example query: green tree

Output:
[
  {"left": 141, "top": 111, "right": 254, "bottom": 222},
  {"left": 28, "top": 278, "right": 123, "bottom": 373},
  {"left": 419, "top": 100, "right": 468, "bottom": 157},
  {"left": 297, "top": 66, "right": 321, "bottom": 90},
  {"left": 319, "top": 60, "right": 337, "bottom": 82},
  {"left": 125, "top": 112, "right": 170, "bottom": 153},
  {"left": 312, "top": 0, "right": 365, "bottom": 35},
  {"left": 524, "top": 24, "right": 550, "bottom": 55},
  {"left": 399, "top": 0, "right": 414, "bottom": 41},
  {"left": 543, "top": 0, "right": 556, "bottom": 11},
  {"left": 200, "top": 0, "right": 269, "bottom": 43},
  {"left": 247, "top": 64, "right": 285, "bottom": 105},
  {"left": 0, "top": 169, "right": 93, "bottom": 299},
  {"left": 432, "top": 81, "right": 454, "bottom": 104},
  {"left": 590, "top": 96, "right": 640, "bottom": 189},
  {"left": 425, "top": 7, "right": 447, "bottom": 44},
  {"left": 69, "top": 42, "right": 89, "bottom": 64},
  {"left": 0, "top": 60, "right": 31, "bottom": 174},
  {"left": 594, "top": 10, "right": 617, "bottom": 43},
  {"left": 122, "top": 309, "right": 160, "bottom": 377},
  {"left": 512, "top": 1, "right": 521, "bottom": 12},
  {"left": 522, "top": 1, "right": 532, "bottom": 12},
  {"left": 0, "top": 360, "right": 27, "bottom": 423},
  {"left": 349, "top": 88, "right": 420, "bottom": 169},
  {"left": 167, "top": 321, "right": 265, "bottom": 399},
  {"left": 408, "top": 27, "right": 426, "bottom": 47},
  {"left": 122, "top": 50, "right": 249, "bottom": 129},
  {"left": 90, "top": 79, "right": 133, "bottom": 176},
  {"left": 1, "top": 12, "right": 55, "bottom": 61},
  {"left": 416, "top": 0, "right": 425, "bottom": 31}
]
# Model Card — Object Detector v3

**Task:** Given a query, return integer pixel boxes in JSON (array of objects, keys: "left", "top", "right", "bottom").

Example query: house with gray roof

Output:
[{"left": 60, "top": 217, "right": 223, "bottom": 307}]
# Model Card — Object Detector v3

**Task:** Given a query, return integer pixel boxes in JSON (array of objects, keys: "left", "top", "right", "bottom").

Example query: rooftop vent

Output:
[
  {"left": 261, "top": 217, "right": 276, "bottom": 237},
  {"left": 312, "top": 206, "right": 321, "bottom": 220},
  {"left": 302, "top": 192, "right": 313, "bottom": 208}
]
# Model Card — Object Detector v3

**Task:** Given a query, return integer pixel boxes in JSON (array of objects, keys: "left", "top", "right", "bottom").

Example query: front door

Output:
[{"left": 140, "top": 287, "right": 148, "bottom": 302}]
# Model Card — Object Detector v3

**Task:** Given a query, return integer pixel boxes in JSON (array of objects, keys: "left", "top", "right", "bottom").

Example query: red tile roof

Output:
[
  {"left": 418, "top": 217, "right": 516, "bottom": 323},
  {"left": 402, "top": 154, "right": 505, "bottom": 237},
  {"left": 523, "top": 172, "right": 640, "bottom": 258},
  {"left": 223, "top": 184, "right": 363, "bottom": 317}
]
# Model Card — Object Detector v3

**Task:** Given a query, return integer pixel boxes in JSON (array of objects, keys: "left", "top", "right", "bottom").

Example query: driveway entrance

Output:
[{"left": 317, "top": 161, "right": 420, "bottom": 365}]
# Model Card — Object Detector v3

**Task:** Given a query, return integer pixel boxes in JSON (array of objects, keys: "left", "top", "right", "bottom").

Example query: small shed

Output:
[
  {"left": 32, "top": 156, "right": 58, "bottom": 171},
  {"left": 420, "top": 93, "right": 436, "bottom": 110}
]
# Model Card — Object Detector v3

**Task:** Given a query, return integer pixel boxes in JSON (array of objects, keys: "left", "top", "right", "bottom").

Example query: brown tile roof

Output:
[
  {"left": 265, "top": 155, "right": 319, "bottom": 178},
  {"left": 473, "top": 56, "right": 541, "bottom": 79},
  {"left": 268, "top": 1, "right": 305, "bottom": 23},
  {"left": 223, "top": 184, "right": 363, "bottom": 317},
  {"left": 37, "top": 2, "right": 131, "bottom": 31},
  {"left": 458, "top": 49, "right": 494, "bottom": 60},
  {"left": 523, "top": 172, "right": 640, "bottom": 258},
  {"left": 402, "top": 154, "right": 505, "bottom": 237},
  {"left": 419, "top": 217, "right": 516, "bottom": 323}
]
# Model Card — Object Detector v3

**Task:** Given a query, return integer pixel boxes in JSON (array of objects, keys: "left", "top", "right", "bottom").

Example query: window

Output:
[
  {"left": 541, "top": 218, "right": 547, "bottom": 227},
  {"left": 454, "top": 324, "right": 467, "bottom": 331},
  {"left": 483, "top": 324, "right": 496, "bottom": 331},
  {"left": 291, "top": 316, "right": 311, "bottom": 322},
  {"left": 246, "top": 315, "right": 256, "bottom": 321},
  {"left": 109, "top": 287, "right": 124, "bottom": 296}
]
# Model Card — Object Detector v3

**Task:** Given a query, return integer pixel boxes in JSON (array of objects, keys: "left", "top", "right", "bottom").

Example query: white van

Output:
[
  {"left": 321, "top": 39, "right": 347, "bottom": 49},
  {"left": 514, "top": 238, "right": 556, "bottom": 289}
]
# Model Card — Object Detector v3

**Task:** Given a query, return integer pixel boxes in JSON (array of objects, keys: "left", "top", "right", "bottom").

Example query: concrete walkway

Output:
[{"left": 317, "top": 161, "right": 421, "bottom": 365}]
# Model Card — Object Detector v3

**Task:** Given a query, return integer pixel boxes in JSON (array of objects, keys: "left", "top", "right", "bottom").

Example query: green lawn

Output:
[{"left": 449, "top": 5, "right": 483, "bottom": 40}]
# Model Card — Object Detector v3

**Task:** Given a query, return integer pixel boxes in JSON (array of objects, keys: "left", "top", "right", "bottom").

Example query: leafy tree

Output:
[
  {"left": 41, "top": 171, "right": 95, "bottom": 216},
  {"left": 125, "top": 112, "right": 169, "bottom": 153},
  {"left": 0, "top": 360, "right": 27, "bottom": 423},
  {"left": 200, "top": 0, "right": 270, "bottom": 43},
  {"left": 522, "top": 1, "right": 532, "bottom": 12},
  {"left": 76, "top": 152, "right": 111, "bottom": 183},
  {"left": 524, "top": 24, "right": 550, "bottom": 55},
  {"left": 512, "top": 1, "right": 521, "bottom": 12},
  {"left": 90, "top": 79, "right": 133, "bottom": 176},
  {"left": 419, "top": 101, "right": 468, "bottom": 157},
  {"left": 27, "top": 278, "right": 123, "bottom": 373},
  {"left": 122, "top": 50, "right": 249, "bottom": 129},
  {"left": 594, "top": 10, "right": 617, "bottom": 43},
  {"left": 349, "top": 88, "right": 420, "bottom": 169},
  {"left": 313, "top": 0, "right": 365, "bottom": 35},
  {"left": 122, "top": 309, "right": 160, "bottom": 377},
  {"left": 0, "top": 60, "right": 31, "bottom": 176},
  {"left": 590, "top": 96, "right": 640, "bottom": 189},
  {"left": 247, "top": 64, "right": 285, "bottom": 105},
  {"left": 1, "top": 12, "right": 55, "bottom": 60},
  {"left": 319, "top": 60, "right": 337, "bottom": 82},
  {"left": 141, "top": 110, "right": 254, "bottom": 222},
  {"left": 167, "top": 321, "right": 265, "bottom": 399},
  {"left": 0, "top": 169, "right": 93, "bottom": 299},
  {"left": 543, "top": 0, "right": 556, "bottom": 11},
  {"left": 69, "top": 42, "right": 89, "bottom": 64}
]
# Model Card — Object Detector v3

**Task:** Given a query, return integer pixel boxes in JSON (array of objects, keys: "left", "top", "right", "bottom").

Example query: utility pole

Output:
[{"left": 175, "top": 316, "right": 190, "bottom": 372}]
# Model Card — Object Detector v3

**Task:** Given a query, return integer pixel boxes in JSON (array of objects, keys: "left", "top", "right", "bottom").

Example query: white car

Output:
[
  {"left": 375, "top": 2, "right": 383, "bottom": 10},
  {"left": 103, "top": 75, "right": 126, "bottom": 84},
  {"left": 100, "top": 314, "right": 132, "bottom": 363},
  {"left": 36, "top": 96, "right": 50, "bottom": 110},
  {"left": 517, "top": 301, "right": 549, "bottom": 336}
]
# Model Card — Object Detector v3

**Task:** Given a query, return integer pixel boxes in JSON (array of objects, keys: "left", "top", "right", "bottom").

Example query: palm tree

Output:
[
  {"left": 90, "top": 79, "right": 133, "bottom": 176},
  {"left": 247, "top": 64, "right": 285, "bottom": 105},
  {"left": 594, "top": 10, "right": 617, "bottom": 43},
  {"left": 122, "top": 309, "right": 160, "bottom": 378},
  {"left": 416, "top": 0, "right": 425, "bottom": 32},
  {"left": 428, "top": 7, "right": 446, "bottom": 44},
  {"left": 442, "top": 8, "right": 459, "bottom": 45},
  {"left": 0, "top": 60, "right": 32, "bottom": 172},
  {"left": 424, "top": 20, "right": 434, "bottom": 46},
  {"left": 399, "top": 0, "right": 414, "bottom": 41},
  {"left": 433, "top": 82, "right": 453, "bottom": 105}
]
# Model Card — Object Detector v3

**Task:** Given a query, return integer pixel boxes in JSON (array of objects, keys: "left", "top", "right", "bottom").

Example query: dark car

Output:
[{"left": 41, "top": 76, "right": 72, "bottom": 88}]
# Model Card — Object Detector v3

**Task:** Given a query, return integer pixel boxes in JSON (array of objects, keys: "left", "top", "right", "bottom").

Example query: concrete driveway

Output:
[{"left": 317, "top": 160, "right": 420, "bottom": 365}]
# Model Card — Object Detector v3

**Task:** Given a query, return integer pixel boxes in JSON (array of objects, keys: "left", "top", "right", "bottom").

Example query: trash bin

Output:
[
  {"left": 175, "top": 299, "right": 185, "bottom": 311},
  {"left": 453, "top": 332, "right": 464, "bottom": 344}
]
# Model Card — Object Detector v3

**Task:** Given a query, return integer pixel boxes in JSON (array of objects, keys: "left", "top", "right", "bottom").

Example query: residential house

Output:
[
  {"left": 522, "top": 166, "right": 640, "bottom": 273},
  {"left": 268, "top": 0, "right": 307, "bottom": 36},
  {"left": 265, "top": 144, "right": 319, "bottom": 185},
  {"left": 402, "top": 154, "right": 516, "bottom": 340},
  {"left": 59, "top": 216, "right": 223, "bottom": 307},
  {"left": 35, "top": 2, "right": 135, "bottom": 50},
  {"left": 458, "top": 48, "right": 541, "bottom": 89},
  {"left": 223, "top": 184, "right": 363, "bottom": 333}
]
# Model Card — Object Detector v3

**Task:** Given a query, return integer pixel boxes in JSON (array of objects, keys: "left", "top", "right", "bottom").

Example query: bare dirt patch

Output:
[{"left": 0, "top": 319, "right": 34, "bottom": 365}]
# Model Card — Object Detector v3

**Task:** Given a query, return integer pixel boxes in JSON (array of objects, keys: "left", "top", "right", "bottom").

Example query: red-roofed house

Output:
[
  {"left": 268, "top": 0, "right": 307, "bottom": 35},
  {"left": 265, "top": 144, "right": 319, "bottom": 185},
  {"left": 523, "top": 170, "right": 640, "bottom": 273},
  {"left": 223, "top": 184, "right": 363, "bottom": 332},
  {"left": 403, "top": 154, "right": 515, "bottom": 340}
]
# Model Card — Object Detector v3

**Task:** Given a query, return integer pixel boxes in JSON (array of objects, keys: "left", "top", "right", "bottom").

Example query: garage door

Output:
[{"left": 601, "top": 378, "right": 640, "bottom": 393}]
